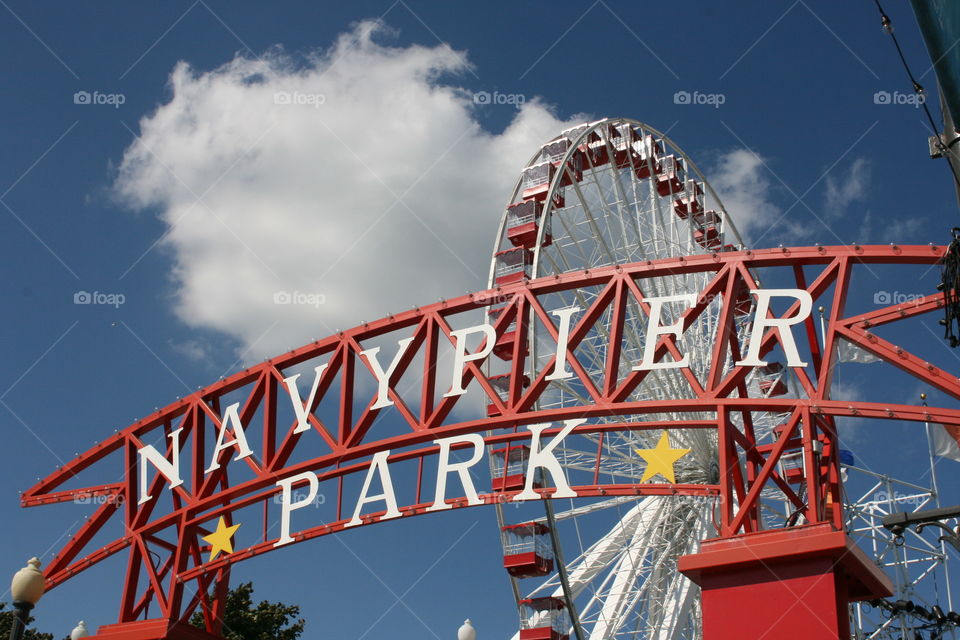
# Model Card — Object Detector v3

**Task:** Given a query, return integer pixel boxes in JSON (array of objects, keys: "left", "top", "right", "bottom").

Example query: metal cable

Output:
[{"left": 872, "top": 0, "right": 960, "bottom": 193}]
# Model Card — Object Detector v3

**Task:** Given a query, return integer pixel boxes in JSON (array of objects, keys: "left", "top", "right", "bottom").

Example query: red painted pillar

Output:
[{"left": 679, "top": 524, "right": 892, "bottom": 640}]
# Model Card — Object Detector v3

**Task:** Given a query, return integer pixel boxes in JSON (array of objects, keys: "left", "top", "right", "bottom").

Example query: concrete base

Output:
[
  {"left": 89, "top": 619, "right": 224, "bottom": 640},
  {"left": 679, "top": 524, "right": 892, "bottom": 640}
]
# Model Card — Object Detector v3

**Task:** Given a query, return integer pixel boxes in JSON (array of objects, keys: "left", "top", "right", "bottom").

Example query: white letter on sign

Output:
[
  {"left": 514, "top": 419, "right": 586, "bottom": 501},
  {"left": 545, "top": 306, "right": 580, "bottom": 381},
  {"left": 346, "top": 450, "right": 402, "bottom": 527},
  {"left": 205, "top": 402, "right": 254, "bottom": 474},
  {"left": 634, "top": 294, "right": 697, "bottom": 370},
  {"left": 274, "top": 471, "right": 319, "bottom": 547},
  {"left": 736, "top": 289, "right": 813, "bottom": 368},
  {"left": 443, "top": 323, "right": 496, "bottom": 398},
  {"left": 360, "top": 337, "right": 415, "bottom": 410},
  {"left": 283, "top": 364, "right": 330, "bottom": 434},
  {"left": 137, "top": 428, "right": 184, "bottom": 505},
  {"left": 427, "top": 434, "right": 485, "bottom": 512}
]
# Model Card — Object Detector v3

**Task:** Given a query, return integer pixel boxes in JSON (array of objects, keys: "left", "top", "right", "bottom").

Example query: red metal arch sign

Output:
[{"left": 22, "top": 244, "right": 957, "bottom": 638}]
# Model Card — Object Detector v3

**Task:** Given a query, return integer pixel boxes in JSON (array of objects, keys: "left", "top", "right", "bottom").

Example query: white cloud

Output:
[
  {"left": 169, "top": 338, "right": 209, "bottom": 362},
  {"left": 707, "top": 149, "right": 796, "bottom": 243},
  {"left": 832, "top": 381, "right": 865, "bottom": 444},
  {"left": 114, "top": 21, "right": 582, "bottom": 361},
  {"left": 824, "top": 156, "right": 869, "bottom": 216},
  {"left": 832, "top": 381, "right": 863, "bottom": 402}
]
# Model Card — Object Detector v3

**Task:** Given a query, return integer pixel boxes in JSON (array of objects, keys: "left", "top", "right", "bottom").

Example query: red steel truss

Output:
[{"left": 20, "top": 244, "right": 959, "bottom": 637}]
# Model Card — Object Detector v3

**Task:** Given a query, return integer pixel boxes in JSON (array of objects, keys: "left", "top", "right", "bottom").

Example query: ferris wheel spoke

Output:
[
  {"left": 548, "top": 208, "right": 592, "bottom": 270},
  {"left": 565, "top": 179, "right": 618, "bottom": 267},
  {"left": 545, "top": 496, "right": 642, "bottom": 522},
  {"left": 586, "top": 166, "right": 641, "bottom": 263}
]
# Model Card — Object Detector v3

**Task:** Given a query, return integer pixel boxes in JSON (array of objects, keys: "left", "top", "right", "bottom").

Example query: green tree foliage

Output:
[
  {"left": 0, "top": 602, "right": 54, "bottom": 640},
  {"left": 190, "top": 582, "right": 305, "bottom": 640}
]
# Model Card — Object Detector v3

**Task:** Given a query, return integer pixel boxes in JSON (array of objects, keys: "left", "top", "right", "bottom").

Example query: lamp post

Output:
[
  {"left": 457, "top": 619, "right": 476, "bottom": 640},
  {"left": 8, "top": 558, "right": 45, "bottom": 640},
  {"left": 70, "top": 622, "right": 89, "bottom": 639}
]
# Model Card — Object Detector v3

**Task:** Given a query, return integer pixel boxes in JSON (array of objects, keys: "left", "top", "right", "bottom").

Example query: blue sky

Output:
[{"left": 2, "top": 1, "right": 959, "bottom": 638}]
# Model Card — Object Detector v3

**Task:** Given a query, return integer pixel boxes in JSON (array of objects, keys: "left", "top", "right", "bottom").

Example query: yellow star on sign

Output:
[
  {"left": 635, "top": 431, "right": 691, "bottom": 484},
  {"left": 202, "top": 517, "right": 241, "bottom": 562}
]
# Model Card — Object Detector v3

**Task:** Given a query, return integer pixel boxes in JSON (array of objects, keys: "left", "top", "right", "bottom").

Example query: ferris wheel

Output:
[{"left": 483, "top": 118, "right": 797, "bottom": 640}]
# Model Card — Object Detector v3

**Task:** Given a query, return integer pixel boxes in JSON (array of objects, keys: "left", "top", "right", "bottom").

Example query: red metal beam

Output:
[{"left": 19, "top": 245, "right": 952, "bottom": 631}]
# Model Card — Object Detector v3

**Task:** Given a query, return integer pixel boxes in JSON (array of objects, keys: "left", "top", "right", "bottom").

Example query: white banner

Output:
[
  {"left": 837, "top": 340, "right": 880, "bottom": 364},
  {"left": 933, "top": 424, "right": 960, "bottom": 462}
]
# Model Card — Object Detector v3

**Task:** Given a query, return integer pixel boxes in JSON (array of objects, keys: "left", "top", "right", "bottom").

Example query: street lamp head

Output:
[
  {"left": 70, "top": 621, "right": 90, "bottom": 639},
  {"left": 457, "top": 618, "right": 476, "bottom": 640},
  {"left": 10, "top": 558, "right": 45, "bottom": 606}
]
